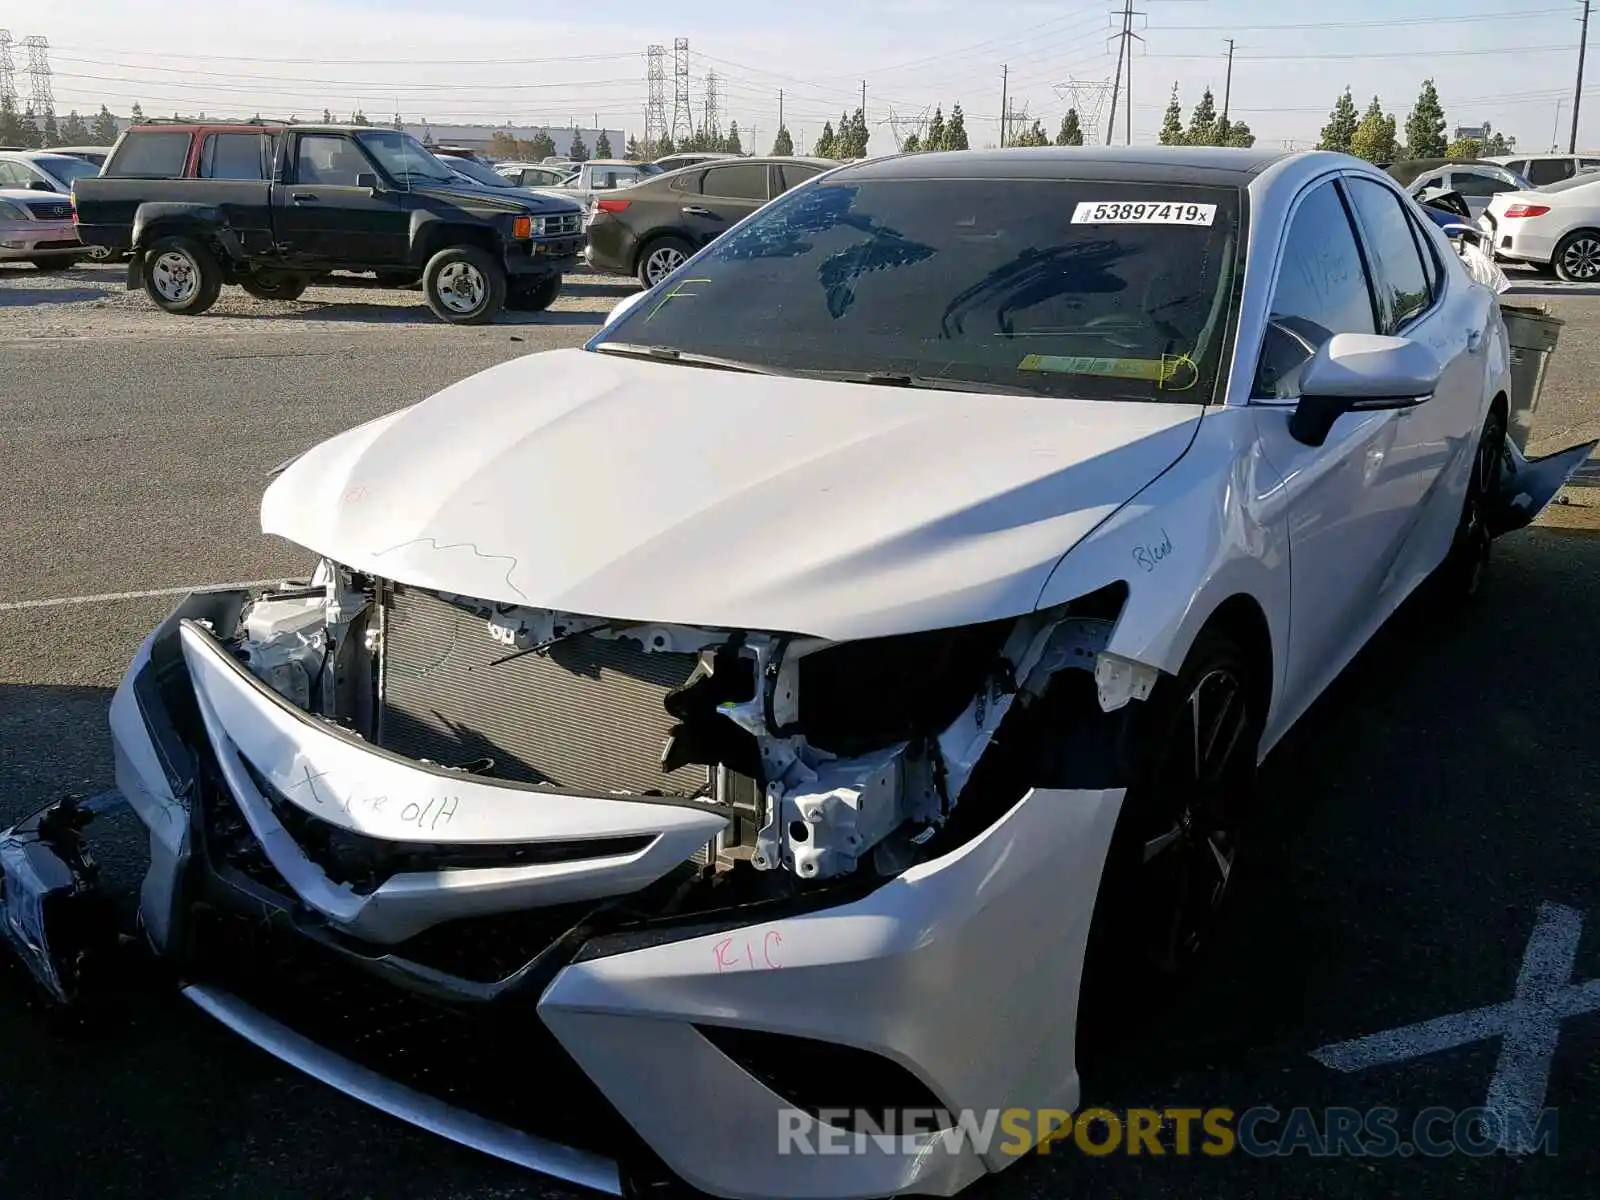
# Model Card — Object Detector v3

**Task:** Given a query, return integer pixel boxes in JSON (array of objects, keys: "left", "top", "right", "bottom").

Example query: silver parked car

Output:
[{"left": 0, "top": 185, "right": 87, "bottom": 269}]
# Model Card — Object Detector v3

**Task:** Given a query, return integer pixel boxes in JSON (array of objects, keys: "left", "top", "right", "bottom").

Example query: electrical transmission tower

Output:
[
  {"left": 1054, "top": 77, "right": 1115, "bottom": 144},
  {"left": 0, "top": 31, "right": 15, "bottom": 107},
  {"left": 670, "top": 38, "right": 693, "bottom": 143},
  {"left": 702, "top": 68, "right": 721, "bottom": 144},
  {"left": 886, "top": 104, "right": 930, "bottom": 151},
  {"left": 24, "top": 34, "right": 50, "bottom": 112},
  {"left": 645, "top": 44, "right": 668, "bottom": 152}
]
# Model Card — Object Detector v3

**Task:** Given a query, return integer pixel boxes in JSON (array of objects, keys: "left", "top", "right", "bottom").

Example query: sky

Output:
[{"left": 12, "top": 1, "right": 1600, "bottom": 156}]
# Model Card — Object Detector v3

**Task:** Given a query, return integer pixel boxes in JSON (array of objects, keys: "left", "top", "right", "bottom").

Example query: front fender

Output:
[{"left": 1035, "top": 407, "right": 1291, "bottom": 720}]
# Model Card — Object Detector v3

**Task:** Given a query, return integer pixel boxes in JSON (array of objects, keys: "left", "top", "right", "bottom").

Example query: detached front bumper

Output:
[{"left": 84, "top": 585, "right": 1126, "bottom": 1199}]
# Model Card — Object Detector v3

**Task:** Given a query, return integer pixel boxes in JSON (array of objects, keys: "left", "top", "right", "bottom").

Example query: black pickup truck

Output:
[{"left": 71, "top": 123, "right": 586, "bottom": 324}]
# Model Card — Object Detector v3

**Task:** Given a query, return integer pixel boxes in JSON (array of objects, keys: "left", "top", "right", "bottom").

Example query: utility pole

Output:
[
  {"left": 778, "top": 88, "right": 784, "bottom": 132},
  {"left": 1000, "top": 64, "right": 1009, "bottom": 146},
  {"left": 1572, "top": 0, "right": 1590, "bottom": 153},
  {"left": 1221, "top": 38, "right": 1235, "bottom": 135},
  {"left": 1107, "top": 0, "right": 1134, "bottom": 145}
]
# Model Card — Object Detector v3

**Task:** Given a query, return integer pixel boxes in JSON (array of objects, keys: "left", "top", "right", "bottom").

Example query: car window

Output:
[
  {"left": 199, "top": 133, "right": 267, "bottom": 180},
  {"left": 777, "top": 162, "right": 825, "bottom": 192},
  {"left": 1345, "top": 177, "right": 1433, "bottom": 331},
  {"left": 106, "top": 131, "right": 192, "bottom": 178},
  {"left": 1450, "top": 171, "right": 1515, "bottom": 198},
  {"left": 0, "top": 161, "right": 28, "bottom": 187},
  {"left": 295, "top": 135, "right": 366, "bottom": 186},
  {"left": 1255, "top": 180, "right": 1377, "bottom": 399},
  {"left": 1527, "top": 157, "right": 1575, "bottom": 186},
  {"left": 1407, "top": 208, "right": 1443, "bottom": 298},
  {"left": 670, "top": 169, "right": 705, "bottom": 194},
  {"left": 1583, "top": 158, "right": 1600, "bottom": 171},
  {"left": 701, "top": 163, "right": 769, "bottom": 201},
  {"left": 597, "top": 177, "right": 1245, "bottom": 404}
]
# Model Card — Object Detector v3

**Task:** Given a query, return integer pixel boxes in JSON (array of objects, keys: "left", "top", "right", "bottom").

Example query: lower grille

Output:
[
  {"left": 378, "top": 585, "right": 709, "bottom": 797},
  {"left": 27, "top": 201, "right": 73, "bottom": 220}
]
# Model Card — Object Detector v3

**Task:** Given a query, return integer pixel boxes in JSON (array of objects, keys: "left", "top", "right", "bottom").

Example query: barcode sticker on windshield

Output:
[{"left": 1071, "top": 201, "right": 1217, "bottom": 226}]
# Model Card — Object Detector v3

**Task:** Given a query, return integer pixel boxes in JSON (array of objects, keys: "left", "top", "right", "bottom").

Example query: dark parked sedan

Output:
[{"left": 585, "top": 155, "right": 837, "bottom": 286}]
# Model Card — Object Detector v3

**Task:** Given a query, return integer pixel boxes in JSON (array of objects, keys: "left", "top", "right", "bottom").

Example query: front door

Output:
[
  {"left": 677, "top": 161, "right": 771, "bottom": 247},
  {"left": 1248, "top": 177, "right": 1425, "bottom": 722},
  {"left": 270, "top": 132, "right": 411, "bottom": 268}
]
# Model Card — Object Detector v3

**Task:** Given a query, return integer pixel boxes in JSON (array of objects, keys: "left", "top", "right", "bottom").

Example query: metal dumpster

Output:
[{"left": 1498, "top": 302, "right": 1564, "bottom": 453}]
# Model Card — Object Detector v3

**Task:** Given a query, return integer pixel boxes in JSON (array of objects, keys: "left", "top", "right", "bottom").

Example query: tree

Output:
[
  {"left": 1159, "top": 83, "right": 1186, "bottom": 145},
  {"left": 901, "top": 132, "right": 922, "bottom": 153},
  {"left": 595, "top": 129, "right": 613, "bottom": 157},
  {"left": 527, "top": 130, "right": 557, "bottom": 161},
  {"left": 488, "top": 131, "right": 520, "bottom": 158},
  {"left": 1319, "top": 88, "right": 1360, "bottom": 153},
  {"left": 624, "top": 134, "right": 643, "bottom": 160},
  {"left": 925, "top": 107, "right": 945, "bottom": 152},
  {"left": 41, "top": 107, "right": 59, "bottom": 147},
  {"left": 20, "top": 106, "right": 42, "bottom": 149},
  {"left": 350, "top": 109, "right": 369, "bottom": 126},
  {"left": 61, "top": 109, "right": 90, "bottom": 143},
  {"left": 814, "top": 120, "right": 836, "bottom": 158},
  {"left": 723, "top": 120, "right": 741, "bottom": 155},
  {"left": 90, "top": 105, "right": 119, "bottom": 144},
  {"left": 1483, "top": 125, "right": 1515, "bottom": 155},
  {"left": 568, "top": 129, "right": 589, "bottom": 161},
  {"left": 772, "top": 125, "right": 794, "bottom": 155},
  {"left": 1186, "top": 88, "right": 1219, "bottom": 147},
  {"left": 650, "top": 134, "right": 674, "bottom": 158},
  {"left": 945, "top": 103, "right": 969, "bottom": 150},
  {"left": 1445, "top": 137, "right": 1484, "bottom": 159},
  {"left": 1055, "top": 109, "right": 1084, "bottom": 147},
  {"left": 1350, "top": 97, "right": 1398, "bottom": 162},
  {"left": 0, "top": 95, "right": 23, "bottom": 148},
  {"left": 393, "top": 113, "right": 404, "bottom": 131},
  {"left": 1013, "top": 119, "right": 1050, "bottom": 147},
  {"left": 130, "top": 102, "right": 144, "bottom": 124},
  {"left": 1404, "top": 78, "right": 1447, "bottom": 159},
  {"left": 1223, "top": 121, "right": 1256, "bottom": 148},
  {"left": 322, "top": 108, "right": 333, "bottom": 124}
]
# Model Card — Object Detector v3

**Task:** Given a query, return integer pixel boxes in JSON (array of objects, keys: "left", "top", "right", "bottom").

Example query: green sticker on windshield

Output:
[{"left": 1017, "top": 353, "right": 1199, "bottom": 390}]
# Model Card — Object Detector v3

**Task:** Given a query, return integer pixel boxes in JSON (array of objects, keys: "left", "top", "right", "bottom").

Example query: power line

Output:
[
  {"left": 1154, "top": 8, "right": 1573, "bottom": 31},
  {"left": 1148, "top": 44, "right": 1579, "bottom": 61}
]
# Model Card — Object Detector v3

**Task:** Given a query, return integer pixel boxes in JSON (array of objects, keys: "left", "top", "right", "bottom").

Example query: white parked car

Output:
[
  {"left": 534, "top": 157, "right": 650, "bottom": 214},
  {"left": 494, "top": 160, "right": 576, "bottom": 188},
  {"left": 1406, "top": 161, "right": 1531, "bottom": 220},
  {"left": 1481, "top": 171, "right": 1600, "bottom": 280},
  {"left": 1481, "top": 151, "right": 1600, "bottom": 187},
  {"left": 5, "top": 147, "right": 1594, "bottom": 1200}
]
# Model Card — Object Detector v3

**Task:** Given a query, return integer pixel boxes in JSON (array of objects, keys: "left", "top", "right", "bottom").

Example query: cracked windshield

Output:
[{"left": 597, "top": 178, "right": 1242, "bottom": 400}]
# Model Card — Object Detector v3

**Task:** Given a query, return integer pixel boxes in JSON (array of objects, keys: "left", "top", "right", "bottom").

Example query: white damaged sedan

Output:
[{"left": 9, "top": 147, "right": 1594, "bottom": 1199}]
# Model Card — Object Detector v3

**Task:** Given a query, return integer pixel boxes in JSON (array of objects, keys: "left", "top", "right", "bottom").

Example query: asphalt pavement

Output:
[{"left": 1, "top": 264, "right": 1599, "bottom": 1199}]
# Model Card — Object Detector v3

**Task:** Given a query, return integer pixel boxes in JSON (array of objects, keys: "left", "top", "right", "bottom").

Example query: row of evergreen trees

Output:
[
  {"left": 0, "top": 97, "right": 124, "bottom": 149},
  {"left": 1316, "top": 79, "right": 1511, "bottom": 162},
  {"left": 1158, "top": 85, "right": 1256, "bottom": 148}
]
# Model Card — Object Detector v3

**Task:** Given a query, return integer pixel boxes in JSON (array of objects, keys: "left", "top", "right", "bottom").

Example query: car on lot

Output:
[
  {"left": 1386, "top": 158, "right": 1532, "bottom": 221},
  {"left": 534, "top": 157, "right": 653, "bottom": 216},
  {"left": 650, "top": 150, "right": 741, "bottom": 173},
  {"left": 47, "top": 145, "right": 114, "bottom": 168},
  {"left": 1482, "top": 151, "right": 1600, "bottom": 187},
  {"left": 0, "top": 185, "right": 88, "bottom": 268},
  {"left": 7, "top": 145, "right": 1594, "bottom": 1200},
  {"left": 585, "top": 155, "right": 837, "bottom": 285},
  {"left": 0, "top": 150, "right": 115, "bottom": 259},
  {"left": 495, "top": 160, "right": 577, "bottom": 187},
  {"left": 71, "top": 122, "right": 585, "bottom": 323},
  {"left": 1480, "top": 170, "right": 1600, "bottom": 280}
]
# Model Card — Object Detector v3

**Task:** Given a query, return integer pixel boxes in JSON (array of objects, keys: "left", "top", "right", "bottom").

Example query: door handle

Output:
[
  {"left": 681, "top": 205, "right": 716, "bottom": 217},
  {"left": 290, "top": 192, "right": 317, "bottom": 202}
]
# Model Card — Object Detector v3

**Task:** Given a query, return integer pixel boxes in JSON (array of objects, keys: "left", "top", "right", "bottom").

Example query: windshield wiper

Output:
[
  {"left": 593, "top": 343, "right": 793, "bottom": 376},
  {"left": 803, "top": 369, "right": 1037, "bottom": 396}
]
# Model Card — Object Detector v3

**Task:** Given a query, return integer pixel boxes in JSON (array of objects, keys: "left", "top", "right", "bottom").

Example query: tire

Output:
[
  {"left": 238, "top": 274, "right": 309, "bottom": 302},
  {"left": 1433, "top": 405, "right": 1506, "bottom": 603},
  {"left": 85, "top": 244, "right": 115, "bottom": 262},
  {"left": 142, "top": 236, "right": 223, "bottom": 315},
  {"left": 506, "top": 273, "right": 563, "bottom": 311},
  {"left": 1070, "top": 625, "right": 1264, "bottom": 1051},
  {"left": 29, "top": 258, "right": 75, "bottom": 272},
  {"left": 1552, "top": 229, "right": 1600, "bottom": 282},
  {"left": 636, "top": 236, "right": 693, "bottom": 289},
  {"left": 422, "top": 245, "right": 506, "bottom": 325}
]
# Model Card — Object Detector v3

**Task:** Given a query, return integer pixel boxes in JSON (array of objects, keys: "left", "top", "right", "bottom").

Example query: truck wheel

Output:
[
  {"left": 507, "top": 274, "right": 563, "bottom": 311},
  {"left": 636, "top": 236, "right": 693, "bottom": 288},
  {"left": 144, "top": 236, "right": 223, "bottom": 315},
  {"left": 239, "top": 274, "right": 309, "bottom": 301},
  {"left": 422, "top": 245, "right": 506, "bottom": 325}
]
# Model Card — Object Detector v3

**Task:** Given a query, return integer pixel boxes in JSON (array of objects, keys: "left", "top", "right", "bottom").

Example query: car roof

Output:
[{"left": 834, "top": 145, "right": 1290, "bottom": 186}]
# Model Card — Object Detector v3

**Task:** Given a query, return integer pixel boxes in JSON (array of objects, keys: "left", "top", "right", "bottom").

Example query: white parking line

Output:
[{"left": 0, "top": 580, "right": 285, "bottom": 614}]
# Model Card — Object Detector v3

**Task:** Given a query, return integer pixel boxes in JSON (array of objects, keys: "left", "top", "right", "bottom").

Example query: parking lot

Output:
[{"left": 2, "top": 260, "right": 1599, "bottom": 1199}]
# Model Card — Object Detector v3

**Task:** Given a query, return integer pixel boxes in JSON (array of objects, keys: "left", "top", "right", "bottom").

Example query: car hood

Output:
[
  {"left": 411, "top": 181, "right": 582, "bottom": 215},
  {"left": 262, "top": 349, "right": 1202, "bottom": 640}
]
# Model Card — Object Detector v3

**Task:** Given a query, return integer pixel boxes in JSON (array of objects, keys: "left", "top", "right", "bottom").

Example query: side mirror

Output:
[
  {"left": 355, "top": 172, "right": 379, "bottom": 192},
  {"left": 1439, "top": 222, "right": 1483, "bottom": 243},
  {"left": 28, "top": 180, "right": 55, "bottom": 192},
  {"left": 1289, "top": 333, "right": 1441, "bottom": 447}
]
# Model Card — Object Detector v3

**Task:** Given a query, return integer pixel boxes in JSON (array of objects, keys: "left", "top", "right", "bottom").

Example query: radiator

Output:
[{"left": 377, "top": 585, "right": 710, "bottom": 797}]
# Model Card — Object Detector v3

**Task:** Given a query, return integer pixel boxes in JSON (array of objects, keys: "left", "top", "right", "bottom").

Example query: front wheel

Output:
[
  {"left": 1434, "top": 406, "right": 1507, "bottom": 602},
  {"left": 238, "top": 274, "right": 309, "bottom": 301},
  {"left": 506, "top": 273, "right": 562, "bottom": 311},
  {"left": 1553, "top": 229, "right": 1600, "bottom": 282},
  {"left": 636, "top": 236, "right": 693, "bottom": 289},
  {"left": 142, "top": 236, "right": 223, "bottom": 315},
  {"left": 84, "top": 244, "right": 116, "bottom": 262},
  {"left": 422, "top": 245, "right": 506, "bottom": 325}
]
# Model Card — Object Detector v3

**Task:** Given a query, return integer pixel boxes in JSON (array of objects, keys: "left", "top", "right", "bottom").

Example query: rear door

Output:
[
  {"left": 678, "top": 161, "right": 771, "bottom": 247},
  {"left": 194, "top": 130, "right": 275, "bottom": 255},
  {"left": 773, "top": 161, "right": 827, "bottom": 196},
  {"left": 270, "top": 132, "right": 411, "bottom": 267},
  {"left": 1526, "top": 156, "right": 1576, "bottom": 186}
]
